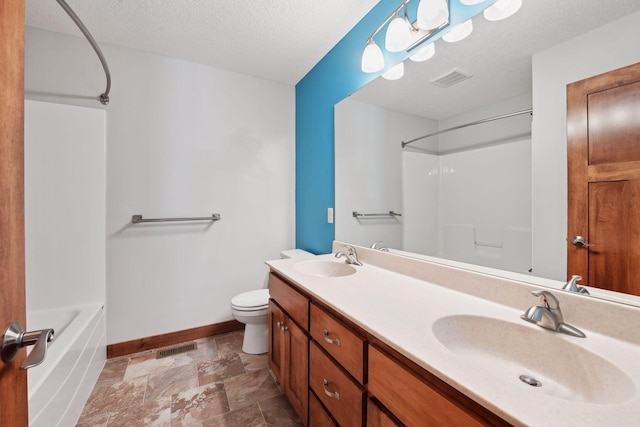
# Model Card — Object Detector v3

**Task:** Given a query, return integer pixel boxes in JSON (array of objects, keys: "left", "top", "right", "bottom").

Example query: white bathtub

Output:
[{"left": 26, "top": 303, "right": 106, "bottom": 427}]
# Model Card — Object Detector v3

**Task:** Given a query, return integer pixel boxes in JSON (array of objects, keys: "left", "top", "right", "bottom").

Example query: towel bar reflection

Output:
[
  {"left": 131, "top": 214, "right": 221, "bottom": 224},
  {"left": 352, "top": 211, "right": 402, "bottom": 218}
]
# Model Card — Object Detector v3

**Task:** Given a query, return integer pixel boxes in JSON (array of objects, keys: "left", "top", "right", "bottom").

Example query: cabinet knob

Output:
[
  {"left": 322, "top": 379, "right": 340, "bottom": 400},
  {"left": 323, "top": 329, "right": 341, "bottom": 347}
]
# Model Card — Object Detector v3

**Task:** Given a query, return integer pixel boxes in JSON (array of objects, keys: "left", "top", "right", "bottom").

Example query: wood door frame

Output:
[
  {"left": 567, "top": 62, "right": 640, "bottom": 281},
  {"left": 0, "top": 0, "right": 28, "bottom": 425}
]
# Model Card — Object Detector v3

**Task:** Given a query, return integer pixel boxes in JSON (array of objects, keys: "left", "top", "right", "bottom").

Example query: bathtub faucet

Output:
[{"left": 335, "top": 245, "right": 363, "bottom": 266}]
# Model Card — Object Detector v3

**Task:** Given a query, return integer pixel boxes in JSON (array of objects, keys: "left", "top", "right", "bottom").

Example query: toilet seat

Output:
[{"left": 231, "top": 289, "right": 269, "bottom": 311}]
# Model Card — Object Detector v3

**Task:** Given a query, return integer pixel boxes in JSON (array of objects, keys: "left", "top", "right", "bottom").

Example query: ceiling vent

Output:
[{"left": 430, "top": 69, "right": 472, "bottom": 88}]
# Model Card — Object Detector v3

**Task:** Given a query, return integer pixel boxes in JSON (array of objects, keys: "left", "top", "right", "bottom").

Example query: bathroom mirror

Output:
[{"left": 335, "top": 0, "right": 640, "bottom": 305}]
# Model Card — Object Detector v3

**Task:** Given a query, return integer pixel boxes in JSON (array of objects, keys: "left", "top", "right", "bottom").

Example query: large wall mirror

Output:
[{"left": 335, "top": 0, "right": 640, "bottom": 304}]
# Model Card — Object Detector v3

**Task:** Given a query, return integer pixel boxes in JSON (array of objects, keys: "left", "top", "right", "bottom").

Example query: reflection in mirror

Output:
[
  {"left": 336, "top": 93, "right": 532, "bottom": 275},
  {"left": 335, "top": 0, "right": 640, "bottom": 305}
]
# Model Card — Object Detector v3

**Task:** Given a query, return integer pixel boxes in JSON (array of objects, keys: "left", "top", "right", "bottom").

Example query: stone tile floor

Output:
[{"left": 77, "top": 331, "right": 303, "bottom": 427}]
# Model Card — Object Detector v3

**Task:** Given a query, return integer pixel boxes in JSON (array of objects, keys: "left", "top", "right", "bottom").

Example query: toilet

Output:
[{"left": 231, "top": 249, "right": 314, "bottom": 354}]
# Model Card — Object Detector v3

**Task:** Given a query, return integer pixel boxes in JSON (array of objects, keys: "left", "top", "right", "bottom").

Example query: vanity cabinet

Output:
[
  {"left": 368, "top": 345, "right": 507, "bottom": 427},
  {"left": 268, "top": 270, "right": 509, "bottom": 427},
  {"left": 268, "top": 273, "right": 309, "bottom": 423},
  {"left": 367, "top": 399, "right": 400, "bottom": 427}
]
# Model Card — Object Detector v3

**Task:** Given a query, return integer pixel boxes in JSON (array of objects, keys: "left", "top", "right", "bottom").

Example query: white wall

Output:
[
  {"left": 24, "top": 101, "right": 106, "bottom": 311},
  {"left": 335, "top": 98, "right": 437, "bottom": 249},
  {"left": 531, "top": 10, "right": 640, "bottom": 280},
  {"left": 25, "top": 28, "right": 295, "bottom": 344}
]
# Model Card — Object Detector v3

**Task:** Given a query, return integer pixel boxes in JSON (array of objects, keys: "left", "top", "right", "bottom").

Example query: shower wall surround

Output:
[{"left": 25, "top": 28, "right": 295, "bottom": 345}]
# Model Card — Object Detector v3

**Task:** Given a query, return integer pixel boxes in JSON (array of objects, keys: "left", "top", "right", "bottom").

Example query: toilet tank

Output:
[{"left": 280, "top": 249, "right": 315, "bottom": 259}]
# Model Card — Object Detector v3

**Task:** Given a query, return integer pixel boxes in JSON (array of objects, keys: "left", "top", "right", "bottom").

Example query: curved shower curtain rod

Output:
[{"left": 56, "top": 0, "right": 111, "bottom": 105}]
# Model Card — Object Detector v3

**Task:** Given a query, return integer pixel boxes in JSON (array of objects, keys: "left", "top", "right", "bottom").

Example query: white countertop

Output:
[{"left": 266, "top": 251, "right": 640, "bottom": 427}]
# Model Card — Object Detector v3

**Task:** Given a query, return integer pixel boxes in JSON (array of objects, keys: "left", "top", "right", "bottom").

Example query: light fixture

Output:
[
  {"left": 361, "top": 39, "right": 385, "bottom": 73},
  {"left": 483, "top": 0, "right": 522, "bottom": 21},
  {"left": 409, "top": 42, "right": 435, "bottom": 62},
  {"left": 460, "top": 0, "right": 485, "bottom": 5},
  {"left": 385, "top": 10, "right": 412, "bottom": 52},
  {"left": 382, "top": 62, "right": 405, "bottom": 80},
  {"left": 417, "top": 0, "right": 449, "bottom": 30},
  {"left": 442, "top": 19, "right": 473, "bottom": 42}
]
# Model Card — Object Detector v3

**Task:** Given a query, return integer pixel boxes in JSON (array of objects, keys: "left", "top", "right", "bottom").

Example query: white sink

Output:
[
  {"left": 432, "top": 315, "right": 635, "bottom": 404},
  {"left": 294, "top": 260, "right": 357, "bottom": 277}
]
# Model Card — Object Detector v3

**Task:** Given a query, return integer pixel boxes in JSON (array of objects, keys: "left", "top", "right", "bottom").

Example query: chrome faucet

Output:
[
  {"left": 335, "top": 245, "right": 363, "bottom": 266},
  {"left": 562, "top": 275, "right": 590, "bottom": 295},
  {"left": 370, "top": 241, "right": 389, "bottom": 251},
  {"left": 520, "top": 290, "right": 586, "bottom": 338}
]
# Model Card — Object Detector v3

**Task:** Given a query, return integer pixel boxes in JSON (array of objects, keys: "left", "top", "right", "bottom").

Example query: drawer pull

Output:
[
  {"left": 322, "top": 379, "right": 340, "bottom": 400},
  {"left": 323, "top": 329, "right": 341, "bottom": 346}
]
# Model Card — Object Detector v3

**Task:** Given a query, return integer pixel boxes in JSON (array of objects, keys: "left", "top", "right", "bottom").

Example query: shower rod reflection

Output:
[
  {"left": 131, "top": 214, "right": 221, "bottom": 224},
  {"left": 57, "top": 0, "right": 111, "bottom": 105},
  {"left": 401, "top": 109, "right": 533, "bottom": 148}
]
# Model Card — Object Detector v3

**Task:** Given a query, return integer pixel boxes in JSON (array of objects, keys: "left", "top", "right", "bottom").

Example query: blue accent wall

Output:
[{"left": 295, "top": 0, "right": 491, "bottom": 254}]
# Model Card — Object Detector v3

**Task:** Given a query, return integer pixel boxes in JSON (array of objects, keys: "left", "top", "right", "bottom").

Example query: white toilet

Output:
[{"left": 230, "top": 249, "right": 314, "bottom": 354}]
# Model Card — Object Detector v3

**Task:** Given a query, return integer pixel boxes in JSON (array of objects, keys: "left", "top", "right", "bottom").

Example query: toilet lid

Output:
[{"left": 231, "top": 289, "right": 269, "bottom": 309}]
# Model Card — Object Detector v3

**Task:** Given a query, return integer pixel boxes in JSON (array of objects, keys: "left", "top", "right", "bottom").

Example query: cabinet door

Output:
[
  {"left": 367, "top": 399, "right": 399, "bottom": 427},
  {"left": 268, "top": 301, "right": 285, "bottom": 383},
  {"left": 284, "top": 318, "right": 309, "bottom": 424},
  {"left": 309, "top": 392, "right": 337, "bottom": 427}
]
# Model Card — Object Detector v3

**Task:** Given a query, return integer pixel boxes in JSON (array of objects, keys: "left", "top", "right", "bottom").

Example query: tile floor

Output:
[{"left": 77, "top": 331, "right": 303, "bottom": 427}]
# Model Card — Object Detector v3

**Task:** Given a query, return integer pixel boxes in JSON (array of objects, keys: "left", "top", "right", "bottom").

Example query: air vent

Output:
[
  {"left": 430, "top": 69, "right": 472, "bottom": 88},
  {"left": 156, "top": 342, "right": 197, "bottom": 359}
]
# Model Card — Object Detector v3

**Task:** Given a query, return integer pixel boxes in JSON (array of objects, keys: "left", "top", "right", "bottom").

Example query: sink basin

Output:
[
  {"left": 432, "top": 315, "right": 635, "bottom": 404},
  {"left": 293, "top": 260, "right": 357, "bottom": 277}
]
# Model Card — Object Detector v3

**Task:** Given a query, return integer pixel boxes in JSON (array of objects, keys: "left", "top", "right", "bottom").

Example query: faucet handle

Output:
[{"left": 530, "top": 290, "right": 560, "bottom": 310}]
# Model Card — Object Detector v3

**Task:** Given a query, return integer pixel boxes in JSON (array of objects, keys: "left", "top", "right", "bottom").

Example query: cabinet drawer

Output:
[
  {"left": 368, "top": 346, "right": 486, "bottom": 427},
  {"left": 310, "top": 341, "right": 365, "bottom": 427},
  {"left": 269, "top": 273, "right": 309, "bottom": 330},
  {"left": 309, "top": 391, "right": 337, "bottom": 427},
  {"left": 310, "top": 303, "right": 366, "bottom": 384}
]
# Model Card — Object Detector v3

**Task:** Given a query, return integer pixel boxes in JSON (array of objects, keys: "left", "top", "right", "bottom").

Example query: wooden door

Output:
[
  {"left": 0, "top": 1, "right": 28, "bottom": 425},
  {"left": 567, "top": 62, "right": 640, "bottom": 296},
  {"left": 283, "top": 318, "right": 309, "bottom": 424}
]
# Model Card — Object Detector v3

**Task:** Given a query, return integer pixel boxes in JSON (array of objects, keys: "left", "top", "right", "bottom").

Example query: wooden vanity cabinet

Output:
[
  {"left": 367, "top": 399, "right": 400, "bottom": 427},
  {"left": 268, "top": 273, "right": 309, "bottom": 424},
  {"left": 368, "top": 345, "right": 509, "bottom": 427},
  {"left": 268, "top": 271, "right": 509, "bottom": 427}
]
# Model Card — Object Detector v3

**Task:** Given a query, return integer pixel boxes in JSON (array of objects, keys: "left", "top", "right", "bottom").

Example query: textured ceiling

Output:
[
  {"left": 25, "top": 1, "right": 640, "bottom": 119},
  {"left": 351, "top": 0, "right": 640, "bottom": 120},
  {"left": 25, "top": 0, "right": 380, "bottom": 85}
]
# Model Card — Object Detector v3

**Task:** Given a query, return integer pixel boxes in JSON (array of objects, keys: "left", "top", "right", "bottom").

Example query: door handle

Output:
[
  {"left": 2, "top": 322, "right": 55, "bottom": 370},
  {"left": 571, "top": 235, "right": 594, "bottom": 247}
]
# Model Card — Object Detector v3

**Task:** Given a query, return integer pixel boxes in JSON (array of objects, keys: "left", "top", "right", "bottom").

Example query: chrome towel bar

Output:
[
  {"left": 131, "top": 214, "right": 221, "bottom": 224},
  {"left": 352, "top": 211, "right": 402, "bottom": 218}
]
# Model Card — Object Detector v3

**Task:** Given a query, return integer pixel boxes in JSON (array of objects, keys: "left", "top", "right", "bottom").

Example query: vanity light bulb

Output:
[
  {"left": 442, "top": 19, "right": 473, "bottom": 43},
  {"left": 385, "top": 13, "right": 412, "bottom": 52},
  {"left": 417, "top": 0, "right": 449, "bottom": 31},
  {"left": 382, "top": 62, "right": 404, "bottom": 80},
  {"left": 483, "top": 0, "right": 522, "bottom": 21},
  {"left": 361, "top": 40, "right": 385, "bottom": 73},
  {"left": 460, "top": 0, "right": 485, "bottom": 5},
  {"left": 409, "top": 43, "right": 435, "bottom": 62}
]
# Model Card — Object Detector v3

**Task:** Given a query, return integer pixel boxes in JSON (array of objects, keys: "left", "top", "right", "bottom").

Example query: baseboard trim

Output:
[{"left": 107, "top": 320, "right": 244, "bottom": 358}]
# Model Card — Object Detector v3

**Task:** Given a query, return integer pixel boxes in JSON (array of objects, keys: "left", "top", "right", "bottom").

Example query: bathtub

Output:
[{"left": 26, "top": 303, "right": 106, "bottom": 427}]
